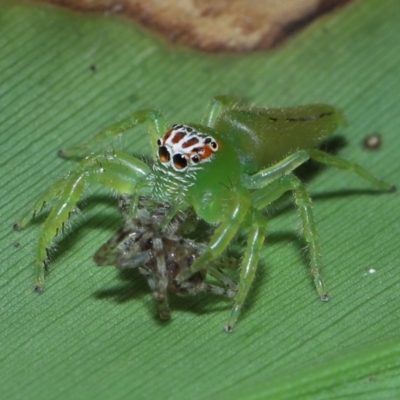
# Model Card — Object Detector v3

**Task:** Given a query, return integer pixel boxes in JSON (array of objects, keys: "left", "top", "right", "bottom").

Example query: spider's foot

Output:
[
  {"left": 57, "top": 149, "right": 68, "bottom": 159},
  {"left": 158, "top": 308, "right": 171, "bottom": 321},
  {"left": 224, "top": 305, "right": 241, "bottom": 333},
  {"left": 34, "top": 285, "right": 45, "bottom": 294},
  {"left": 58, "top": 147, "right": 84, "bottom": 160},
  {"left": 13, "top": 222, "right": 23, "bottom": 231},
  {"left": 320, "top": 294, "right": 330, "bottom": 302}
]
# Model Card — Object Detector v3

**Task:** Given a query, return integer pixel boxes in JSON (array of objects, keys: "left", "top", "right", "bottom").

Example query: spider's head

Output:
[{"left": 156, "top": 125, "right": 219, "bottom": 172}]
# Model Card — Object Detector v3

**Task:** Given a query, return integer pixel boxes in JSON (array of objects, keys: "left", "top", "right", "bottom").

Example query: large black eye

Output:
[
  {"left": 158, "top": 146, "right": 170, "bottom": 163},
  {"left": 192, "top": 155, "right": 200, "bottom": 163},
  {"left": 173, "top": 153, "right": 187, "bottom": 170}
]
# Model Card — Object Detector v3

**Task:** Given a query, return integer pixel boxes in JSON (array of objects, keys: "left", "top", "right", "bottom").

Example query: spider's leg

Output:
[
  {"left": 202, "top": 95, "right": 244, "bottom": 127},
  {"left": 179, "top": 279, "right": 237, "bottom": 298},
  {"left": 29, "top": 152, "right": 151, "bottom": 291},
  {"left": 253, "top": 173, "right": 329, "bottom": 303},
  {"left": 59, "top": 109, "right": 167, "bottom": 159},
  {"left": 225, "top": 213, "right": 265, "bottom": 332},
  {"left": 308, "top": 149, "right": 394, "bottom": 191},
  {"left": 151, "top": 236, "right": 170, "bottom": 320},
  {"left": 118, "top": 193, "right": 141, "bottom": 221},
  {"left": 176, "top": 188, "right": 250, "bottom": 283},
  {"left": 242, "top": 150, "right": 310, "bottom": 189},
  {"left": 243, "top": 149, "right": 393, "bottom": 192},
  {"left": 207, "top": 266, "right": 237, "bottom": 292},
  {"left": 14, "top": 177, "right": 74, "bottom": 231}
]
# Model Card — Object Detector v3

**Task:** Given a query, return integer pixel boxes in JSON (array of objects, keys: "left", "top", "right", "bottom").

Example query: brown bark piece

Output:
[{"left": 45, "top": 0, "right": 353, "bottom": 52}]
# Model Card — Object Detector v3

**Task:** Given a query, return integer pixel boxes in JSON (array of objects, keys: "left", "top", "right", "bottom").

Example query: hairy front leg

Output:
[
  {"left": 225, "top": 212, "right": 265, "bottom": 332},
  {"left": 59, "top": 109, "right": 167, "bottom": 159}
]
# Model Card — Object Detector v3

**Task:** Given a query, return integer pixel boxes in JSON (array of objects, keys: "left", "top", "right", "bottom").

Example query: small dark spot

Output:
[
  {"left": 224, "top": 324, "right": 234, "bottom": 333},
  {"left": 186, "top": 127, "right": 193, "bottom": 133},
  {"left": 192, "top": 155, "right": 200, "bottom": 163},
  {"left": 285, "top": 112, "right": 333, "bottom": 123},
  {"left": 363, "top": 133, "right": 382, "bottom": 150},
  {"left": 204, "top": 137, "right": 212, "bottom": 144},
  {"left": 12, "top": 242, "right": 20, "bottom": 248},
  {"left": 157, "top": 138, "right": 162, "bottom": 146},
  {"left": 269, "top": 117, "right": 278, "bottom": 122},
  {"left": 13, "top": 223, "right": 22, "bottom": 231},
  {"left": 89, "top": 64, "right": 96, "bottom": 72},
  {"left": 34, "top": 286, "right": 44, "bottom": 293},
  {"left": 58, "top": 149, "right": 68, "bottom": 159}
]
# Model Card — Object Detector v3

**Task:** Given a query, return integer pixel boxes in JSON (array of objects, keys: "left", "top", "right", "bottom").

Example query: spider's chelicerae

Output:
[
  {"left": 16, "top": 95, "right": 394, "bottom": 332},
  {"left": 94, "top": 195, "right": 237, "bottom": 320}
]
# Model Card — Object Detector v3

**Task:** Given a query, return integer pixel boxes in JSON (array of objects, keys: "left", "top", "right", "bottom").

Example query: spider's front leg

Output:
[
  {"left": 59, "top": 109, "right": 167, "bottom": 160},
  {"left": 225, "top": 212, "right": 266, "bottom": 332},
  {"left": 15, "top": 152, "right": 151, "bottom": 291}
]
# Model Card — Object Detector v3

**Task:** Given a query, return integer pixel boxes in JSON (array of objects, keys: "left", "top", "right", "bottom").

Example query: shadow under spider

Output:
[{"left": 93, "top": 268, "right": 235, "bottom": 321}]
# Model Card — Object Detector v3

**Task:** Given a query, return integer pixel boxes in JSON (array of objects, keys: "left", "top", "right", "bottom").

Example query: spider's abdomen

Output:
[{"left": 215, "top": 104, "right": 347, "bottom": 174}]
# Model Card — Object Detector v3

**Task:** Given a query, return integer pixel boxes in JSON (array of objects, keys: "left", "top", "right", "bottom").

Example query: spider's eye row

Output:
[{"left": 157, "top": 124, "right": 219, "bottom": 171}]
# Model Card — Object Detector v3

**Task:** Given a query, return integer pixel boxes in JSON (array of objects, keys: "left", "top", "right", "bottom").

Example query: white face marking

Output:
[{"left": 157, "top": 125, "right": 219, "bottom": 172}]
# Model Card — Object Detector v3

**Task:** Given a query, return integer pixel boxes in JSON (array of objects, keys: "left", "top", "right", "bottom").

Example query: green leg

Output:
[
  {"left": 308, "top": 149, "right": 394, "bottom": 191},
  {"left": 244, "top": 149, "right": 394, "bottom": 192},
  {"left": 242, "top": 150, "right": 310, "bottom": 189},
  {"left": 14, "top": 178, "right": 71, "bottom": 231},
  {"left": 176, "top": 188, "right": 250, "bottom": 283},
  {"left": 15, "top": 152, "right": 150, "bottom": 230},
  {"left": 225, "top": 212, "right": 266, "bottom": 332},
  {"left": 31, "top": 152, "right": 151, "bottom": 290},
  {"left": 253, "top": 174, "right": 329, "bottom": 302},
  {"left": 59, "top": 109, "right": 167, "bottom": 159},
  {"left": 202, "top": 95, "right": 244, "bottom": 127}
]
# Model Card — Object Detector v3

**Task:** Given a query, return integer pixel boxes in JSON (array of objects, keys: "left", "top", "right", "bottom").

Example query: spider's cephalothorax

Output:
[
  {"left": 16, "top": 95, "right": 394, "bottom": 332},
  {"left": 157, "top": 124, "right": 219, "bottom": 172}
]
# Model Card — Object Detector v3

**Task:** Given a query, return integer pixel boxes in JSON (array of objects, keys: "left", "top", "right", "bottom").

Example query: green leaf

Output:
[{"left": 1, "top": 1, "right": 399, "bottom": 399}]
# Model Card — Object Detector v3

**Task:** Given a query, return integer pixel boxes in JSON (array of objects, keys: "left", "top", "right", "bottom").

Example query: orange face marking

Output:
[{"left": 182, "top": 137, "right": 200, "bottom": 148}]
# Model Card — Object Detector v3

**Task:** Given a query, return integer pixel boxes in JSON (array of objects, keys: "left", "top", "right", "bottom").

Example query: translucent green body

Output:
[
  {"left": 16, "top": 96, "right": 393, "bottom": 332},
  {"left": 215, "top": 104, "right": 346, "bottom": 173}
]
